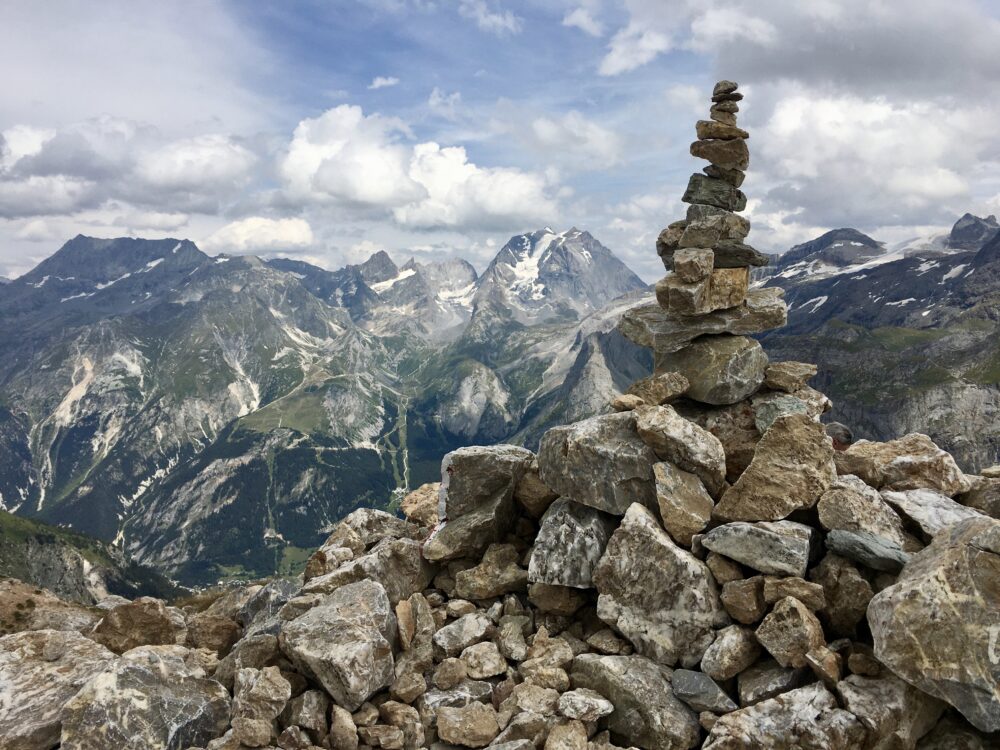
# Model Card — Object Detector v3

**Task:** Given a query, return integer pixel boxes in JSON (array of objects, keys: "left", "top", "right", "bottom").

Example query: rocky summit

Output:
[{"left": 2, "top": 80, "right": 999, "bottom": 750}]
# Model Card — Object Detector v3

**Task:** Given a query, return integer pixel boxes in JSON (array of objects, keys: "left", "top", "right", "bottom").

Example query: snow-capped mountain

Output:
[
  {"left": 0, "top": 230, "right": 649, "bottom": 584},
  {"left": 760, "top": 214, "right": 1000, "bottom": 471},
  {"left": 472, "top": 228, "right": 646, "bottom": 325}
]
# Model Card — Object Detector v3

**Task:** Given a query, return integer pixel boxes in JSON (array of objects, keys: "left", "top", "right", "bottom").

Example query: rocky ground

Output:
[{"left": 3, "top": 80, "right": 999, "bottom": 750}]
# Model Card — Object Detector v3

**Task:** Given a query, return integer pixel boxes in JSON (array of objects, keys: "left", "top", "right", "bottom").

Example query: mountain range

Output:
[
  {"left": 1, "top": 215, "right": 997, "bottom": 585},
  {"left": 0, "top": 229, "right": 648, "bottom": 584}
]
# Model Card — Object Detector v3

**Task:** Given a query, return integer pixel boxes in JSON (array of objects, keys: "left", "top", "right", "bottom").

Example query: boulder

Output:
[
  {"left": 528, "top": 499, "right": 617, "bottom": 589},
  {"left": 433, "top": 613, "right": 494, "bottom": 658},
  {"left": 279, "top": 580, "right": 396, "bottom": 711},
  {"left": 836, "top": 674, "right": 945, "bottom": 749},
  {"left": 455, "top": 544, "right": 528, "bottom": 600},
  {"left": 654, "top": 461, "right": 714, "bottom": 546},
  {"left": 593, "top": 503, "right": 727, "bottom": 667},
  {"left": 618, "top": 288, "right": 786, "bottom": 353},
  {"left": 690, "top": 138, "right": 750, "bottom": 172},
  {"left": 704, "top": 163, "right": 745, "bottom": 187},
  {"left": 673, "top": 247, "right": 714, "bottom": 281},
  {"left": 958, "top": 476, "right": 1000, "bottom": 518},
  {"left": 817, "top": 475, "right": 909, "bottom": 548},
  {"left": 702, "top": 683, "right": 867, "bottom": 749},
  {"left": 89, "top": 597, "right": 186, "bottom": 654},
  {"left": 612, "top": 393, "right": 645, "bottom": 411},
  {"left": 437, "top": 702, "right": 500, "bottom": 748},
  {"left": 400, "top": 482, "right": 440, "bottom": 527},
  {"left": 809, "top": 554, "right": 873, "bottom": 638},
  {"left": 681, "top": 205, "right": 750, "bottom": 245},
  {"left": 720, "top": 577, "right": 766, "bottom": 625},
  {"left": 835, "top": 434, "right": 971, "bottom": 495},
  {"left": 513, "top": 462, "right": 559, "bottom": 518},
  {"left": 737, "top": 659, "right": 806, "bottom": 706},
  {"left": 751, "top": 394, "right": 809, "bottom": 433},
  {"left": 461, "top": 642, "right": 506, "bottom": 680},
  {"left": 233, "top": 665, "right": 291, "bottom": 722},
  {"left": 300, "top": 537, "right": 434, "bottom": 605},
  {"left": 682, "top": 173, "right": 747, "bottom": 212},
  {"left": 701, "top": 520, "right": 815, "bottom": 577},
  {"left": 671, "top": 669, "right": 738, "bottom": 713},
  {"left": 675, "top": 400, "right": 761, "bottom": 483},
  {"left": 868, "top": 517, "right": 1000, "bottom": 732},
  {"left": 537, "top": 412, "right": 657, "bottom": 516},
  {"left": 763, "top": 361, "right": 818, "bottom": 393},
  {"left": 882, "top": 488, "right": 986, "bottom": 538},
  {"left": 626, "top": 371, "right": 690, "bottom": 405},
  {"left": 571, "top": 653, "right": 700, "bottom": 750},
  {"left": 700, "top": 625, "right": 761, "bottom": 681},
  {"left": 825, "top": 529, "right": 911, "bottom": 573},
  {"left": 714, "top": 414, "right": 835, "bottom": 522},
  {"left": 528, "top": 583, "right": 587, "bottom": 616},
  {"left": 336, "top": 507, "right": 423, "bottom": 548},
  {"left": 695, "top": 119, "right": 749, "bottom": 140},
  {"left": 656, "top": 335, "right": 767, "bottom": 406},
  {"left": 424, "top": 445, "right": 533, "bottom": 562},
  {"left": 60, "top": 645, "right": 231, "bottom": 750},
  {"left": 633, "top": 404, "right": 727, "bottom": 497},
  {"left": 755, "top": 597, "right": 825, "bottom": 669},
  {"left": 186, "top": 612, "right": 241, "bottom": 656},
  {"left": 558, "top": 688, "right": 614, "bottom": 722},
  {"left": 0, "top": 629, "right": 116, "bottom": 749},
  {"left": 657, "top": 268, "right": 750, "bottom": 317},
  {"left": 916, "top": 715, "right": 995, "bottom": 749},
  {"left": 0, "top": 578, "right": 102, "bottom": 635}
]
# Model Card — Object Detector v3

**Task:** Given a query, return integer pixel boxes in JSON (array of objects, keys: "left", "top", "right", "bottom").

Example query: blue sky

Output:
[{"left": 2, "top": 0, "right": 1000, "bottom": 280}]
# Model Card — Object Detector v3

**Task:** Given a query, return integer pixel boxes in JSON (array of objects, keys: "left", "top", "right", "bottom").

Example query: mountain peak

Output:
[
  {"left": 358, "top": 250, "right": 398, "bottom": 285},
  {"left": 949, "top": 213, "right": 1000, "bottom": 250}
]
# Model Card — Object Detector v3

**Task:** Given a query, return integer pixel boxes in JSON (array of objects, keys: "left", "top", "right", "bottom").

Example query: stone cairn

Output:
[{"left": 1, "top": 81, "right": 999, "bottom": 750}]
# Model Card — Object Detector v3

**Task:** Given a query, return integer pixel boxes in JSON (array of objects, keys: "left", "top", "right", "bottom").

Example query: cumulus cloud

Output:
[
  {"left": 599, "top": 24, "right": 671, "bottom": 76},
  {"left": 529, "top": 111, "right": 623, "bottom": 168},
  {"left": 201, "top": 217, "right": 314, "bottom": 254},
  {"left": 368, "top": 76, "right": 400, "bottom": 90},
  {"left": 458, "top": 0, "right": 523, "bottom": 35},
  {"left": 563, "top": 8, "right": 604, "bottom": 37},
  {"left": 280, "top": 104, "right": 558, "bottom": 232},
  {"left": 135, "top": 135, "right": 257, "bottom": 191},
  {"left": 394, "top": 142, "right": 557, "bottom": 230}
]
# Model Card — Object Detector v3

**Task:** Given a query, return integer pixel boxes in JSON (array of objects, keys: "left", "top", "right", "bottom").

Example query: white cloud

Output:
[
  {"left": 428, "top": 88, "right": 462, "bottom": 120},
  {"left": 395, "top": 142, "right": 557, "bottom": 230},
  {"left": 563, "top": 8, "right": 604, "bottom": 37},
  {"left": 368, "top": 76, "right": 400, "bottom": 90},
  {"left": 280, "top": 105, "right": 558, "bottom": 232},
  {"left": 458, "top": 0, "right": 523, "bottom": 35},
  {"left": 1, "top": 125, "right": 55, "bottom": 169},
  {"left": 281, "top": 105, "right": 424, "bottom": 208},
  {"left": 529, "top": 111, "right": 622, "bottom": 168},
  {"left": 201, "top": 217, "right": 314, "bottom": 254},
  {"left": 135, "top": 135, "right": 257, "bottom": 191},
  {"left": 15, "top": 218, "right": 60, "bottom": 242},
  {"left": 599, "top": 24, "right": 671, "bottom": 76},
  {"left": 688, "top": 8, "right": 779, "bottom": 52},
  {"left": 0, "top": 175, "right": 97, "bottom": 219}
]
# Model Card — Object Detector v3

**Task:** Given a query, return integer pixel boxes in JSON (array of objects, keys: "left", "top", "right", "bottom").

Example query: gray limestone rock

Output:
[
  {"left": 654, "top": 461, "right": 714, "bottom": 546},
  {"left": 672, "top": 669, "right": 738, "bottom": 713},
  {"left": 633, "top": 404, "right": 727, "bottom": 497},
  {"left": 655, "top": 335, "right": 768, "bottom": 406},
  {"left": 713, "top": 414, "right": 835, "bottom": 522},
  {"left": 700, "top": 625, "right": 761, "bottom": 681},
  {"left": 882, "top": 488, "right": 986, "bottom": 538},
  {"left": 570, "top": 653, "right": 700, "bottom": 750},
  {"left": 737, "top": 659, "right": 805, "bottom": 706},
  {"left": 432, "top": 613, "right": 494, "bottom": 658},
  {"left": 538, "top": 412, "right": 657, "bottom": 516},
  {"left": 300, "top": 537, "right": 434, "bottom": 605},
  {"left": 60, "top": 645, "right": 231, "bottom": 750},
  {"left": 682, "top": 173, "right": 747, "bottom": 212},
  {"left": 836, "top": 674, "right": 945, "bottom": 749},
  {"left": 279, "top": 580, "right": 396, "bottom": 712},
  {"left": 618, "top": 288, "right": 786, "bottom": 353},
  {"left": 702, "top": 683, "right": 867, "bottom": 749},
  {"left": 701, "top": 520, "right": 815, "bottom": 577},
  {"left": 825, "top": 529, "right": 911, "bottom": 572},
  {"left": 0, "top": 629, "right": 116, "bottom": 750},
  {"left": 593, "top": 503, "right": 728, "bottom": 668},
  {"left": 528, "top": 498, "right": 617, "bottom": 589},
  {"left": 868, "top": 517, "right": 1000, "bottom": 732}
]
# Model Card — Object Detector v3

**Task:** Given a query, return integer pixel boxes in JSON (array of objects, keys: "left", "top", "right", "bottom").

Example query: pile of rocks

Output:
[{"left": 2, "top": 81, "right": 999, "bottom": 750}]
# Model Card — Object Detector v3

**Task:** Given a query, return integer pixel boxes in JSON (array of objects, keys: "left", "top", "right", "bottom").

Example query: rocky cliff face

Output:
[{"left": 0, "top": 232, "right": 647, "bottom": 584}]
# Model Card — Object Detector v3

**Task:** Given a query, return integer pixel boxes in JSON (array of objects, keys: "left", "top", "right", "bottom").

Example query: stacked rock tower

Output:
[{"left": 626, "top": 79, "right": 787, "bottom": 407}]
